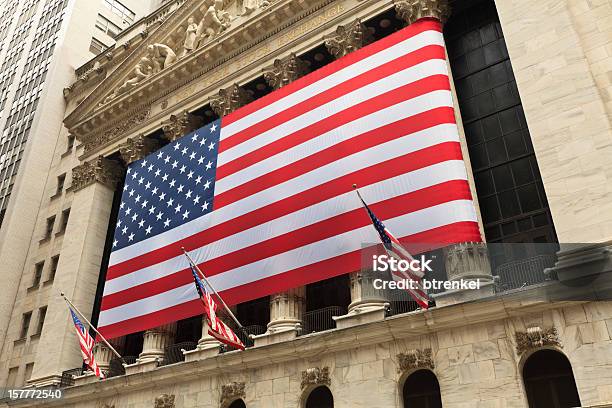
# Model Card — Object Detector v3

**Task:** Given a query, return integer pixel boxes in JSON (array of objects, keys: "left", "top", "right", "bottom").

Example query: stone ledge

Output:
[{"left": 333, "top": 303, "right": 387, "bottom": 329}]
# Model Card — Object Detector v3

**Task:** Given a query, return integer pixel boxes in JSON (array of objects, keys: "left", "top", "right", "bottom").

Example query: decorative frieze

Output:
[
  {"left": 161, "top": 110, "right": 204, "bottom": 142},
  {"left": 71, "top": 157, "right": 123, "bottom": 192},
  {"left": 301, "top": 366, "right": 331, "bottom": 390},
  {"left": 154, "top": 394, "right": 175, "bottom": 408},
  {"left": 210, "top": 84, "right": 253, "bottom": 117},
  {"left": 394, "top": 0, "right": 451, "bottom": 25},
  {"left": 119, "top": 135, "right": 159, "bottom": 164},
  {"left": 80, "top": 107, "right": 151, "bottom": 156},
  {"left": 324, "top": 19, "right": 373, "bottom": 59},
  {"left": 220, "top": 382, "right": 246, "bottom": 407},
  {"left": 515, "top": 326, "right": 561, "bottom": 356},
  {"left": 263, "top": 53, "right": 309, "bottom": 90},
  {"left": 397, "top": 348, "right": 434, "bottom": 372}
]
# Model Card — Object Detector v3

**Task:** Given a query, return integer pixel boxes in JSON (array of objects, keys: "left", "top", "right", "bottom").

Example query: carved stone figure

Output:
[
  {"left": 515, "top": 326, "right": 561, "bottom": 356},
  {"left": 263, "top": 53, "right": 309, "bottom": 90},
  {"left": 115, "top": 59, "right": 154, "bottom": 95},
  {"left": 220, "top": 382, "right": 246, "bottom": 407},
  {"left": 182, "top": 17, "right": 198, "bottom": 57},
  {"left": 196, "top": 0, "right": 232, "bottom": 46},
  {"left": 397, "top": 349, "right": 434, "bottom": 373},
  {"left": 146, "top": 43, "right": 177, "bottom": 73},
  {"left": 325, "top": 19, "right": 373, "bottom": 59},
  {"left": 154, "top": 393, "right": 175, "bottom": 408},
  {"left": 301, "top": 367, "right": 331, "bottom": 390}
]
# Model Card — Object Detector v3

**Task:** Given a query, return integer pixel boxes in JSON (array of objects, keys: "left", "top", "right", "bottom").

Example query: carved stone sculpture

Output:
[
  {"left": 182, "top": 17, "right": 198, "bottom": 57},
  {"left": 161, "top": 110, "right": 204, "bottom": 142},
  {"left": 154, "top": 393, "right": 175, "bottom": 408},
  {"left": 71, "top": 157, "right": 123, "bottom": 192},
  {"left": 197, "top": 0, "right": 232, "bottom": 46},
  {"left": 515, "top": 326, "right": 561, "bottom": 356},
  {"left": 394, "top": 0, "right": 451, "bottom": 25},
  {"left": 301, "top": 367, "right": 331, "bottom": 390},
  {"left": 397, "top": 349, "right": 434, "bottom": 373},
  {"left": 147, "top": 43, "right": 177, "bottom": 72},
  {"left": 263, "top": 53, "right": 309, "bottom": 90},
  {"left": 210, "top": 84, "right": 253, "bottom": 117},
  {"left": 119, "top": 135, "right": 159, "bottom": 164},
  {"left": 220, "top": 382, "right": 246, "bottom": 407},
  {"left": 325, "top": 19, "right": 373, "bottom": 59}
]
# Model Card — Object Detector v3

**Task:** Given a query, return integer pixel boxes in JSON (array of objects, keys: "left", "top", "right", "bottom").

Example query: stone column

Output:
[
  {"left": 29, "top": 157, "right": 123, "bottom": 387},
  {"left": 92, "top": 337, "right": 125, "bottom": 374},
  {"left": 161, "top": 110, "right": 204, "bottom": 142},
  {"left": 324, "top": 19, "right": 373, "bottom": 59},
  {"left": 393, "top": 0, "right": 451, "bottom": 26},
  {"left": 137, "top": 323, "right": 176, "bottom": 365},
  {"left": 433, "top": 242, "right": 495, "bottom": 306},
  {"left": 209, "top": 84, "right": 253, "bottom": 118},
  {"left": 119, "top": 134, "right": 159, "bottom": 163}
]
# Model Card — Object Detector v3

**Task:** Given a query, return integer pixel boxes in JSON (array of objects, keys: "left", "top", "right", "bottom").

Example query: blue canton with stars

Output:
[{"left": 112, "top": 120, "right": 221, "bottom": 251}]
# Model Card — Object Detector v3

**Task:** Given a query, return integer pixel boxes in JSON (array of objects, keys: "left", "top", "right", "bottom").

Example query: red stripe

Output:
[
  {"left": 99, "top": 221, "right": 479, "bottom": 340},
  {"left": 101, "top": 180, "right": 472, "bottom": 310},
  {"left": 216, "top": 106, "right": 455, "bottom": 209},
  {"left": 222, "top": 19, "right": 442, "bottom": 127},
  {"left": 218, "top": 45, "right": 446, "bottom": 155},
  {"left": 107, "top": 142, "right": 464, "bottom": 279},
  {"left": 216, "top": 74, "right": 451, "bottom": 182}
]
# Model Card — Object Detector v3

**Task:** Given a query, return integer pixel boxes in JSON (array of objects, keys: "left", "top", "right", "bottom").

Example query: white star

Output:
[
  {"left": 135, "top": 194, "right": 141, "bottom": 203},
  {"left": 151, "top": 187, "right": 158, "bottom": 196},
  {"left": 157, "top": 151, "right": 163, "bottom": 159},
  {"left": 204, "top": 180, "right": 211, "bottom": 190},
  {"left": 210, "top": 123, "right": 217, "bottom": 132},
  {"left": 191, "top": 133, "right": 199, "bottom": 142},
  {"left": 145, "top": 225, "right": 152, "bottom": 235},
  {"left": 169, "top": 179, "right": 176, "bottom": 188},
  {"left": 127, "top": 168, "right": 132, "bottom": 174},
  {"left": 171, "top": 160, "right": 178, "bottom": 169},
  {"left": 186, "top": 190, "right": 193, "bottom": 199},
  {"left": 128, "top": 233, "right": 135, "bottom": 242},
  {"left": 154, "top": 169, "right": 161, "bottom": 177},
  {"left": 138, "top": 219, "right": 145, "bottom": 228},
  {"left": 125, "top": 207, "right": 132, "bottom": 215},
  {"left": 156, "top": 211, "right": 164, "bottom": 221},
  {"left": 195, "top": 176, "right": 202, "bottom": 185},
  {"left": 122, "top": 226, "right": 128, "bottom": 235},
  {"left": 141, "top": 160, "right": 148, "bottom": 168},
  {"left": 164, "top": 155, "right": 170, "bottom": 164},
  {"left": 162, "top": 173, "right": 169, "bottom": 182},
  {"left": 182, "top": 210, "right": 190, "bottom": 219},
  {"left": 199, "top": 138, "right": 207, "bottom": 146},
  {"left": 148, "top": 206, "right": 156, "bottom": 215},
  {"left": 159, "top": 192, "right": 166, "bottom": 201},
  {"left": 138, "top": 177, "right": 144, "bottom": 185},
  {"left": 141, "top": 200, "right": 148, "bottom": 208},
  {"left": 175, "top": 203, "right": 182, "bottom": 213},
  {"left": 205, "top": 161, "right": 213, "bottom": 170},
  {"left": 201, "top": 201, "right": 209, "bottom": 211},
  {"left": 208, "top": 141, "right": 215, "bottom": 151},
  {"left": 131, "top": 213, "right": 138, "bottom": 222},
  {"left": 123, "top": 184, "right": 129, "bottom": 191},
  {"left": 147, "top": 164, "right": 154, "bottom": 172},
  {"left": 120, "top": 202, "right": 125, "bottom": 209},
  {"left": 187, "top": 171, "right": 194, "bottom": 179},
  {"left": 113, "top": 239, "right": 118, "bottom": 247},
  {"left": 197, "top": 156, "right": 205, "bottom": 165},
  {"left": 117, "top": 220, "right": 122, "bottom": 227},
  {"left": 194, "top": 195, "right": 201, "bottom": 204},
  {"left": 174, "top": 143, "right": 181, "bottom": 151},
  {"left": 177, "top": 184, "right": 184, "bottom": 193},
  {"left": 163, "top": 218, "right": 171, "bottom": 228},
  {"left": 179, "top": 165, "right": 186, "bottom": 174},
  {"left": 129, "top": 189, "right": 135, "bottom": 197},
  {"left": 181, "top": 147, "right": 189, "bottom": 156},
  {"left": 145, "top": 181, "right": 151, "bottom": 190},
  {"left": 189, "top": 152, "right": 196, "bottom": 160},
  {"left": 131, "top": 171, "right": 138, "bottom": 180},
  {"left": 167, "top": 198, "right": 174, "bottom": 207}
]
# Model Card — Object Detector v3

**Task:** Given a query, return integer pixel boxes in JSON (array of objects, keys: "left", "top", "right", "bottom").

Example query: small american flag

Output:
[
  {"left": 356, "top": 190, "right": 430, "bottom": 308},
  {"left": 189, "top": 263, "right": 245, "bottom": 350},
  {"left": 69, "top": 308, "right": 105, "bottom": 379}
]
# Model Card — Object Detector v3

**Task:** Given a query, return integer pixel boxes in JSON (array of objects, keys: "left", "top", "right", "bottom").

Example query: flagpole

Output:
[
  {"left": 181, "top": 248, "right": 244, "bottom": 330},
  {"left": 60, "top": 292, "right": 124, "bottom": 362}
]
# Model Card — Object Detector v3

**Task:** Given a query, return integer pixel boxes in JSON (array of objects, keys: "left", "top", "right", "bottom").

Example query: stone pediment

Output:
[{"left": 65, "top": 0, "right": 325, "bottom": 146}]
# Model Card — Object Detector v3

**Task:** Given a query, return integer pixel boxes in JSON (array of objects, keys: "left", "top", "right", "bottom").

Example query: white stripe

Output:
[
  {"left": 216, "top": 85, "right": 453, "bottom": 194},
  {"left": 99, "top": 200, "right": 476, "bottom": 326},
  {"left": 222, "top": 30, "right": 444, "bottom": 139},
  {"left": 104, "top": 160, "right": 468, "bottom": 295},
  {"left": 109, "top": 117, "right": 457, "bottom": 266},
  {"left": 217, "top": 58, "right": 449, "bottom": 167}
]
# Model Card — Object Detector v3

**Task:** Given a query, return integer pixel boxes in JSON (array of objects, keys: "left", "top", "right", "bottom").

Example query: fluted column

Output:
[
  {"left": 197, "top": 316, "right": 220, "bottom": 350},
  {"left": 93, "top": 337, "right": 125, "bottom": 374},
  {"left": 394, "top": 0, "right": 451, "bottom": 26},
  {"left": 267, "top": 287, "right": 305, "bottom": 333},
  {"left": 138, "top": 322, "right": 176, "bottom": 364},
  {"left": 433, "top": 242, "right": 495, "bottom": 306}
]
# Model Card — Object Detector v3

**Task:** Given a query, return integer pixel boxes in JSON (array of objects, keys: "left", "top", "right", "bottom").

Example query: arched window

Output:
[
  {"left": 403, "top": 369, "right": 442, "bottom": 408},
  {"left": 523, "top": 349, "right": 581, "bottom": 408},
  {"left": 227, "top": 399, "right": 246, "bottom": 408},
  {"left": 305, "top": 386, "right": 334, "bottom": 408}
]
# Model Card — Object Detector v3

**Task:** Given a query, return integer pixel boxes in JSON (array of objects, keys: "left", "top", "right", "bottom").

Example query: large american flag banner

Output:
[
  {"left": 98, "top": 19, "right": 481, "bottom": 339},
  {"left": 70, "top": 308, "right": 104, "bottom": 379}
]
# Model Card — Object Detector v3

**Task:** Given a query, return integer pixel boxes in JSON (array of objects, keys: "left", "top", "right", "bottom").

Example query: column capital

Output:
[
  {"left": 394, "top": 0, "right": 451, "bottom": 26},
  {"left": 161, "top": 110, "right": 203, "bottom": 142},
  {"left": 119, "top": 134, "right": 159, "bottom": 164},
  {"left": 209, "top": 84, "right": 253, "bottom": 118},
  {"left": 71, "top": 156, "right": 123, "bottom": 192},
  {"left": 263, "top": 53, "right": 309, "bottom": 90},
  {"left": 324, "top": 19, "right": 373, "bottom": 59}
]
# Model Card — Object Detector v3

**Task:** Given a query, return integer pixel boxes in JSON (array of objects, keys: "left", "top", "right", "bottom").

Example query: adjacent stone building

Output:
[{"left": 1, "top": 0, "right": 612, "bottom": 407}]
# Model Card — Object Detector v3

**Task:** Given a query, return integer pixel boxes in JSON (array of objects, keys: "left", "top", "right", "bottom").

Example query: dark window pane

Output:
[
  {"left": 505, "top": 130, "right": 528, "bottom": 158},
  {"left": 492, "top": 165, "right": 514, "bottom": 191},
  {"left": 482, "top": 115, "right": 502, "bottom": 141},
  {"left": 469, "top": 143, "right": 488, "bottom": 169},
  {"left": 465, "top": 122, "right": 484, "bottom": 145},
  {"left": 499, "top": 190, "right": 520, "bottom": 218},
  {"left": 511, "top": 158, "right": 534, "bottom": 185},
  {"left": 486, "top": 138, "right": 507, "bottom": 165},
  {"left": 481, "top": 195, "right": 500, "bottom": 222},
  {"left": 517, "top": 217, "right": 532, "bottom": 232},
  {"left": 499, "top": 107, "right": 521, "bottom": 134},
  {"left": 517, "top": 184, "right": 541, "bottom": 212},
  {"left": 475, "top": 171, "right": 495, "bottom": 196},
  {"left": 501, "top": 222, "right": 516, "bottom": 235}
]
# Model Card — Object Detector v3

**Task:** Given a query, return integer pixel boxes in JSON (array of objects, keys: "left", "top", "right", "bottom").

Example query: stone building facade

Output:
[{"left": 1, "top": 0, "right": 612, "bottom": 407}]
